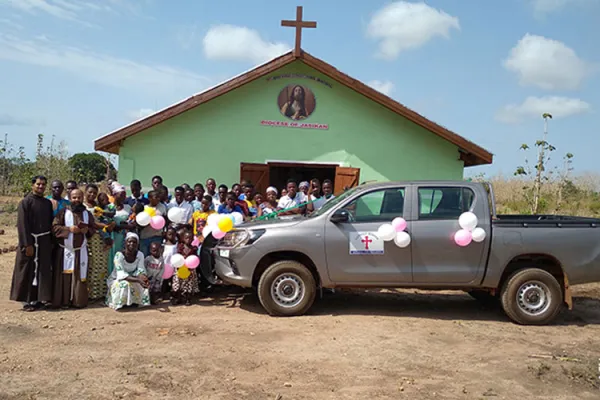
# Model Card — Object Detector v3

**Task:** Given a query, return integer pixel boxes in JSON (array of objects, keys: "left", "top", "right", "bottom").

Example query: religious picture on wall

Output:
[{"left": 278, "top": 84, "right": 316, "bottom": 120}]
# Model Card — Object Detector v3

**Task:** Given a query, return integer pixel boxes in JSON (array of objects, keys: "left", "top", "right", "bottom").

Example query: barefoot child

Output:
[
  {"left": 144, "top": 241, "right": 164, "bottom": 304},
  {"left": 171, "top": 229, "right": 199, "bottom": 306}
]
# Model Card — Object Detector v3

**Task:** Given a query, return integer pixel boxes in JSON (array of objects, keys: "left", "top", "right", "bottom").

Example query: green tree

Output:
[{"left": 69, "top": 152, "right": 116, "bottom": 183}]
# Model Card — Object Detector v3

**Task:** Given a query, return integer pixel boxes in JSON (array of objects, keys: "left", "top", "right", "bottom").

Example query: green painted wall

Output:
[{"left": 118, "top": 61, "right": 465, "bottom": 190}]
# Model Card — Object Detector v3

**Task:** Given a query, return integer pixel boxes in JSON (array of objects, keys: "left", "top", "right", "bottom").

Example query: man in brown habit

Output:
[
  {"left": 10, "top": 176, "right": 54, "bottom": 311},
  {"left": 52, "top": 188, "right": 95, "bottom": 308}
]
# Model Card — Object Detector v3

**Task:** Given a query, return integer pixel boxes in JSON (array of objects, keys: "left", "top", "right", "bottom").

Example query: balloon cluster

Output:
[
  {"left": 202, "top": 212, "right": 244, "bottom": 240},
  {"left": 376, "top": 217, "right": 411, "bottom": 248},
  {"left": 162, "top": 253, "right": 200, "bottom": 280},
  {"left": 136, "top": 206, "right": 166, "bottom": 230},
  {"left": 454, "top": 211, "right": 486, "bottom": 247}
]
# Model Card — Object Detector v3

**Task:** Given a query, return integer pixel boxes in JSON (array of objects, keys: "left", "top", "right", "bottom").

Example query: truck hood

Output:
[{"left": 237, "top": 215, "right": 305, "bottom": 230}]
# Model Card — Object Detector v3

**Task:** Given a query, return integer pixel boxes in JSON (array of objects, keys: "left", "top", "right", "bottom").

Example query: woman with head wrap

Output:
[
  {"left": 257, "top": 187, "right": 279, "bottom": 218},
  {"left": 105, "top": 232, "right": 150, "bottom": 310},
  {"left": 107, "top": 183, "right": 134, "bottom": 277},
  {"left": 299, "top": 181, "right": 310, "bottom": 197}
]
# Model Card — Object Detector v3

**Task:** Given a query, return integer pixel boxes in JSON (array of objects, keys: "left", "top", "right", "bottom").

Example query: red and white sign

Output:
[
  {"left": 349, "top": 232, "right": 384, "bottom": 255},
  {"left": 260, "top": 120, "right": 329, "bottom": 130}
]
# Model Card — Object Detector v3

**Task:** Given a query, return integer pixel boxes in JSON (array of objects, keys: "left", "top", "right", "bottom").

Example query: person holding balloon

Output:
[
  {"left": 170, "top": 229, "right": 200, "bottom": 306},
  {"left": 189, "top": 195, "right": 216, "bottom": 237},
  {"left": 138, "top": 191, "right": 167, "bottom": 256}
]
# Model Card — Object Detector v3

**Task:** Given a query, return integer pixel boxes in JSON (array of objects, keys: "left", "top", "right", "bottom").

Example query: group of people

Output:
[{"left": 9, "top": 174, "right": 336, "bottom": 312}]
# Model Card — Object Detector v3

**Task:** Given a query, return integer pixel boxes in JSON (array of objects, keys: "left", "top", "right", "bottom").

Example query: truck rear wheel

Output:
[
  {"left": 500, "top": 268, "right": 563, "bottom": 325},
  {"left": 257, "top": 260, "right": 317, "bottom": 316}
]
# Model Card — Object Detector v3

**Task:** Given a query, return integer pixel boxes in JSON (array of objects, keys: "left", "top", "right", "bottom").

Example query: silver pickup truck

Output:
[{"left": 212, "top": 181, "right": 600, "bottom": 325}]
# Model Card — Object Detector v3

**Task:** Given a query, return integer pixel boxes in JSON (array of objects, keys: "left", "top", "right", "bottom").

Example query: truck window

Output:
[
  {"left": 418, "top": 187, "right": 474, "bottom": 220},
  {"left": 343, "top": 188, "right": 406, "bottom": 222}
]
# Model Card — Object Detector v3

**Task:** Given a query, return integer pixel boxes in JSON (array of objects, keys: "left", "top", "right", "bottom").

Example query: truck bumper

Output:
[{"left": 213, "top": 245, "right": 264, "bottom": 288}]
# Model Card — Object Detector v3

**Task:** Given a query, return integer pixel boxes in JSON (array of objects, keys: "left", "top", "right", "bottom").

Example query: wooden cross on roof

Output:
[{"left": 281, "top": 6, "right": 317, "bottom": 57}]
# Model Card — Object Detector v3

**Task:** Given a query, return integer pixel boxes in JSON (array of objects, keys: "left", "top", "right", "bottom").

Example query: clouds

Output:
[
  {"left": 367, "top": 80, "right": 395, "bottom": 96},
  {"left": 503, "top": 34, "right": 592, "bottom": 91},
  {"left": 528, "top": 0, "right": 596, "bottom": 15},
  {"left": 495, "top": 96, "right": 591, "bottom": 124},
  {"left": 498, "top": 34, "right": 594, "bottom": 124},
  {"left": 0, "top": 113, "right": 43, "bottom": 126},
  {"left": 203, "top": 25, "right": 289, "bottom": 65},
  {"left": 0, "top": 0, "right": 111, "bottom": 26},
  {"left": 0, "top": 34, "right": 211, "bottom": 95},
  {"left": 366, "top": 1, "right": 460, "bottom": 60},
  {"left": 127, "top": 108, "right": 156, "bottom": 121}
]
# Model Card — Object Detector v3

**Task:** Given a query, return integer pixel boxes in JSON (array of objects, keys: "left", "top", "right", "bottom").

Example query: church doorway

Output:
[{"left": 239, "top": 162, "right": 360, "bottom": 196}]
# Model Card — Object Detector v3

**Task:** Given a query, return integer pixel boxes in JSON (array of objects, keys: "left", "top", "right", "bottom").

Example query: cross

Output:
[
  {"left": 281, "top": 6, "right": 317, "bottom": 57},
  {"left": 362, "top": 235, "right": 373, "bottom": 250}
]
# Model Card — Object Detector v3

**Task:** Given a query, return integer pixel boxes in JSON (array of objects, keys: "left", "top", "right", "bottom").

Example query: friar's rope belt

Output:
[{"left": 30, "top": 231, "right": 51, "bottom": 286}]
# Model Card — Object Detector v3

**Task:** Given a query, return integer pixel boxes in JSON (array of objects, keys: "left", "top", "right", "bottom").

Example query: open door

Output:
[
  {"left": 334, "top": 166, "right": 360, "bottom": 194},
  {"left": 240, "top": 163, "right": 270, "bottom": 195}
]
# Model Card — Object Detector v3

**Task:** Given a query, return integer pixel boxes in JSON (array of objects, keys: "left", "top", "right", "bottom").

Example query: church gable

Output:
[{"left": 95, "top": 52, "right": 491, "bottom": 167}]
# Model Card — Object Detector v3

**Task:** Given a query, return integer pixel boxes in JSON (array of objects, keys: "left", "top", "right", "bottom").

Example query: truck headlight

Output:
[{"left": 220, "top": 229, "right": 265, "bottom": 248}]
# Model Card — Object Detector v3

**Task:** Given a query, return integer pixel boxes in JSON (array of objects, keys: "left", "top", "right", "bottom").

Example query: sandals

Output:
[{"left": 22, "top": 304, "right": 36, "bottom": 312}]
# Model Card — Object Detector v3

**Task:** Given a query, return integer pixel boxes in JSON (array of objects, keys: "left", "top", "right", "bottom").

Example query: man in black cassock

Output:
[{"left": 10, "top": 176, "right": 54, "bottom": 311}]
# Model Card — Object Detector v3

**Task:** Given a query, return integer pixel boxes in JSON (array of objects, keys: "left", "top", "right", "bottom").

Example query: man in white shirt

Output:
[
  {"left": 278, "top": 179, "right": 307, "bottom": 215},
  {"left": 213, "top": 184, "right": 228, "bottom": 210},
  {"left": 168, "top": 186, "right": 194, "bottom": 225},
  {"left": 65, "top": 180, "right": 77, "bottom": 200}
]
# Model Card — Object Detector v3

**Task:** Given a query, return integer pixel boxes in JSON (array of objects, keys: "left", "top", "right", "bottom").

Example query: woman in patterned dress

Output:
[
  {"left": 83, "top": 184, "right": 112, "bottom": 301},
  {"left": 107, "top": 184, "right": 133, "bottom": 277},
  {"left": 105, "top": 232, "right": 150, "bottom": 310}
]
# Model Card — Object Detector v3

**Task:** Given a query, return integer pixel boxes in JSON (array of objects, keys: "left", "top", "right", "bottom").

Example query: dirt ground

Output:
[{"left": 0, "top": 227, "right": 599, "bottom": 400}]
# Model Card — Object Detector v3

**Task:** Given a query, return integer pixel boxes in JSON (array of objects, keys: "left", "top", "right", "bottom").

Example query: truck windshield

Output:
[{"left": 309, "top": 186, "right": 362, "bottom": 217}]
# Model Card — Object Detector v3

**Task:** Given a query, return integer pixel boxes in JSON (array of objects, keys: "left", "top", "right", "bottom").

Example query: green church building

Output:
[{"left": 94, "top": 8, "right": 492, "bottom": 195}]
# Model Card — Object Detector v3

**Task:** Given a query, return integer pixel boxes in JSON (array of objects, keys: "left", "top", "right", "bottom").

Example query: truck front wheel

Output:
[
  {"left": 257, "top": 260, "right": 317, "bottom": 316},
  {"left": 500, "top": 268, "right": 563, "bottom": 325}
]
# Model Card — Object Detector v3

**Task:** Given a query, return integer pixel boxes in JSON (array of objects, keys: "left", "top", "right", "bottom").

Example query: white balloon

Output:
[
  {"left": 202, "top": 226, "right": 212, "bottom": 238},
  {"left": 207, "top": 213, "right": 221, "bottom": 227},
  {"left": 472, "top": 227, "right": 486, "bottom": 242},
  {"left": 231, "top": 211, "right": 244, "bottom": 226},
  {"left": 135, "top": 211, "right": 151, "bottom": 227},
  {"left": 394, "top": 231, "right": 411, "bottom": 248},
  {"left": 377, "top": 223, "right": 396, "bottom": 241},
  {"left": 170, "top": 253, "right": 185, "bottom": 268},
  {"left": 167, "top": 207, "right": 184, "bottom": 224},
  {"left": 458, "top": 211, "right": 478, "bottom": 232}
]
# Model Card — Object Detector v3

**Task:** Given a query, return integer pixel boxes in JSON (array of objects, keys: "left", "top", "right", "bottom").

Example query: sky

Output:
[{"left": 0, "top": 0, "right": 598, "bottom": 178}]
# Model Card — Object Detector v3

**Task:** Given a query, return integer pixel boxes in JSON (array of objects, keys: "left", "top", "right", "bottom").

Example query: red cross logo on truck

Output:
[{"left": 361, "top": 235, "right": 373, "bottom": 250}]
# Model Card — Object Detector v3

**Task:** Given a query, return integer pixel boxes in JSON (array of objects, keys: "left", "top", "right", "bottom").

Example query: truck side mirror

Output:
[{"left": 330, "top": 209, "right": 349, "bottom": 223}]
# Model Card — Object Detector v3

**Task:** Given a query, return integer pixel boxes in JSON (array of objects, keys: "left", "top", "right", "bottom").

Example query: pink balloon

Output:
[
  {"left": 212, "top": 227, "right": 226, "bottom": 239},
  {"left": 185, "top": 255, "right": 200, "bottom": 269},
  {"left": 392, "top": 217, "right": 407, "bottom": 232},
  {"left": 162, "top": 264, "right": 174, "bottom": 279},
  {"left": 191, "top": 236, "right": 201, "bottom": 247},
  {"left": 150, "top": 215, "right": 165, "bottom": 230},
  {"left": 454, "top": 229, "right": 472, "bottom": 247}
]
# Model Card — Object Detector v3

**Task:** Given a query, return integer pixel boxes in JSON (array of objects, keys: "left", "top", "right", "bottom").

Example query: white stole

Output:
[{"left": 63, "top": 209, "right": 89, "bottom": 281}]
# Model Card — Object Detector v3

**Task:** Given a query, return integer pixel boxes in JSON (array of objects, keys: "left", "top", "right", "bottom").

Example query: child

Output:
[
  {"left": 171, "top": 229, "right": 199, "bottom": 306},
  {"left": 128, "top": 202, "right": 145, "bottom": 235},
  {"left": 140, "top": 190, "right": 167, "bottom": 256},
  {"left": 95, "top": 193, "right": 116, "bottom": 249},
  {"left": 144, "top": 241, "right": 164, "bottom": 304},
  {"left": 190, "top": 195, "right": 216, "bottom": 237},
  {"left": 218, "top": 192, "right": 244, "bottom": 215},
  {"left": 162, "top": 226, "right": 178, "bottom": 297}
]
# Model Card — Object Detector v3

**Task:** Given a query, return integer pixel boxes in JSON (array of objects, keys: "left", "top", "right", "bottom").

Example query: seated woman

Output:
[{"left": 105, "top": 232, "right": 151, "bottom": 310}]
